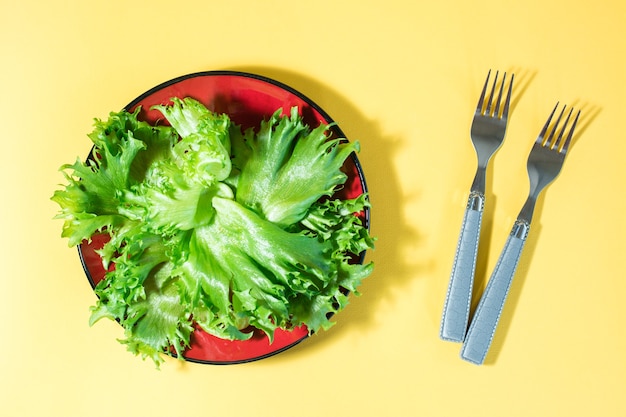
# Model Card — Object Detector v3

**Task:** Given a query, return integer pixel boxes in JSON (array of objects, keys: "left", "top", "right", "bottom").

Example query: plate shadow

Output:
[{"left": 219, "top": 65, "right": 420, "bottom": 357}]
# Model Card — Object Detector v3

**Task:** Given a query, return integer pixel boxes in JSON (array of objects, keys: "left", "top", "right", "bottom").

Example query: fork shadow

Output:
[
  {"left": 475, "top": 100, "right": 601, "bottom": 365},
  {"left": 506, "top": 66, "right": 537, "bottom": 114},
  {"left": 218, "top": 65, "right": 420, "bottom": 360}
]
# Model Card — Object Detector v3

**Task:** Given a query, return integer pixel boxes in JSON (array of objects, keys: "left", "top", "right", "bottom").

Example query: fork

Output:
[
  {"left": 460, "top": 103, "right": 581, "bottom": 364},
  {"left": 440, "top": 70, "right": 514, "bottom": 342}
]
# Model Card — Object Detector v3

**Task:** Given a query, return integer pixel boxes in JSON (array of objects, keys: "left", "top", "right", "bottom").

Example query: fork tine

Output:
[
  {"left": 536, "top": 103, "right": 560, "bottom": 145},
  {"left": 493, "top": 73, "right": 507, "bottom": 118},
  {"left": 560, "top": 109, "right": 580, "bottom": 154},
  {"left": 501, "top": 73, "right": 514, "bottom": 119},
  {"left": 476, "top": 70, "right": 492, "bottom": 114},
  {"left": 484, "top": 71, "right": 499, "bottom": 116},
  {"left": 547, "top": 105, "right": 567, "bottom": 148},
  {"left": 554, "top": 107, "right": 573, "bottom": 151}
]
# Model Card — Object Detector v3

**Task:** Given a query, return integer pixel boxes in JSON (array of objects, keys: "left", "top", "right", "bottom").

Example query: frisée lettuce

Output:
[{"left": 51, "top": 98, "right": 374, "bottom": 366}]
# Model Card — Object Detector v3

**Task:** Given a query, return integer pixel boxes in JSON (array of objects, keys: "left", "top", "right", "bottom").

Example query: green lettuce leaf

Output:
[
  {"left": 52, "top": 98, "right": 374, "bottom": 366},
  {"left": 234, "top": 107, "right": 360, "bottom": 227}
]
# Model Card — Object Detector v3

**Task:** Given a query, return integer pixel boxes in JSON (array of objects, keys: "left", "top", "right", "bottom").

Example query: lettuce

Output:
[{"left": 52, "top": 97, "right": 374, "bottom": 366}]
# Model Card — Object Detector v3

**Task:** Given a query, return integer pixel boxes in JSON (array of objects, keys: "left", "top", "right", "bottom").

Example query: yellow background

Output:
[{"left": 2, "top": 0, "right": 624, "bottom": 416}]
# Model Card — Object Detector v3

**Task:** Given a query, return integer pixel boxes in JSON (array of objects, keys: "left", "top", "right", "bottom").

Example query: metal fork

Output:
[
  {"left": 440, "top": 70, "right": 514, "bottom": 342},
  {"left": 460, "top": 103, "right": 581, "bottom": 364}
]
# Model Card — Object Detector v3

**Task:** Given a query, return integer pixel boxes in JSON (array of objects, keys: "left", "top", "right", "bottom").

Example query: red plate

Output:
[{"left": 78, "top": 71, "right": 369, "bottom": 364}]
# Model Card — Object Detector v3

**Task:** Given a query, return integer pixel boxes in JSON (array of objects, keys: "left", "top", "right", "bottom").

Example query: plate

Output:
[{"left": 78, "top": 70, "right": 369, "bottom": 364}]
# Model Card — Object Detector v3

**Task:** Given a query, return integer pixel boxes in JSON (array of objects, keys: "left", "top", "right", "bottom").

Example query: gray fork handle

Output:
[
  {"left": 460, "top": 221, "right": 529, "bottom": 364},
  {"left": 440, "top": 192, "right": 485, "bottom": 342}
]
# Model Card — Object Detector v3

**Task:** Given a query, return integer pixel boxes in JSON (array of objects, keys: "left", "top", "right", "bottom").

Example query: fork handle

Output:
[
  {"left": 440, "top": 192, "right": 485, "bottom": 342},
  {"left": 460, "top": 220, "right": 530, "bottom": 364}
]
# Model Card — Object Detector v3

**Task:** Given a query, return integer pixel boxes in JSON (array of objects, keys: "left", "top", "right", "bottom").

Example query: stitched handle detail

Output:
[
  {"left": 440, "top": 192, "right": 485, "bottom": 342},
  {"left": 460, "top": 222, "right": 529, "bottom": 364}
]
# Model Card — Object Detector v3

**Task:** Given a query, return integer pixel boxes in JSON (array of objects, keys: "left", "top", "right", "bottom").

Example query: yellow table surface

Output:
[{"left": 2, "top": 0, "right": 625, "bottom": 416}]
